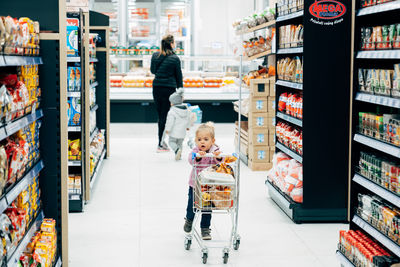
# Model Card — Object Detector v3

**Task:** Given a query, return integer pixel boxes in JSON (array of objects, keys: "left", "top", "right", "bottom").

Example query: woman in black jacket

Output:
[{"left": 151, "top": 34, "right": 183, "bottom": 152}]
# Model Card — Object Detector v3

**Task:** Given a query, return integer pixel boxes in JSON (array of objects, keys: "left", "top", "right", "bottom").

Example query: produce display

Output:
[
  {"left": 278, "top": 92, "right": 303, "bottom": 119},
  {"left": 267, "top": 152, "right": 303, "bottom": 203},
  {"left": 242, "top": 28, "right": 274, "bottom": 57},
  {"left": 276, "top": 121, "right": 303, "bottom": 155},
  {"left": 361, "top": 0, "right": 395, "bottom": 8},
  {"left": 67, "top": 66, "right": 81, "bottom": 92},
  {"left": 338, "top": 229, "right": 398, "bottom": 266},
  {"left": 204, "top": 77, "right": 223, "bottom": 88},
  {"left": 183, "top": 77, "right": 203, "bottom": 88},
  {"left": 358, "top": 112, "right": 400, "bottom": 146},
  {"left": 68, "top": 174, "right": 81, "bottom": 196},
  {"left": 68, "top": 139, "right": 81, "bottom": 161},
  {"left": 358, "top": 193, "right": 400, "bottom": 246},
  {"left": 19, "top": 217, "right": 58, "bottom": 267},
  {"left": 122, "top": 76, "right": 145, "bottom": 88},
  {"left": 89, "top": 130, "right": 105, "bottom": 177},
  {"left": 358, "top": 64, "right": 400, "bottom": 97},
  {"left": 359, "top": 151, "right": 400, "bottom": 195},
  {"left": 110, "top": 76, "right": 123, "bottom": 88},
  {"left": 277, "top": 56, "right": 303, "bottom": 83},
  {"left": 232, "top": 8, "right": 275, "bottom": 33},
  {"left": 361, "top": 24, "right": 400, "bottom": 50},
  {"left": 277, "top": 0, "right": 304, "bottom": 17},
  {"left": 242, "top": 66, "right": 276, "bottom": 86},
  {"left": 278, "top": 24, "right": 304, "bottom": 48},
  {"left": 0, "top": 16, "right": 40, "bottom": 56},
  {"left": 67, "top": 97, "right": 81, "bottom": 126}
]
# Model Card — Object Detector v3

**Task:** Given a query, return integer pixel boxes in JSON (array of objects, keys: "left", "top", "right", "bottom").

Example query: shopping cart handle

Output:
[{"left": 192, "top": 152, "right": 238, "bottom": 160}]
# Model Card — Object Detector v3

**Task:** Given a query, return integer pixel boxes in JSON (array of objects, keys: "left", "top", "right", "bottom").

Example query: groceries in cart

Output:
[{"left": 195, "top": 156, "right": 238, "bottom": 210}]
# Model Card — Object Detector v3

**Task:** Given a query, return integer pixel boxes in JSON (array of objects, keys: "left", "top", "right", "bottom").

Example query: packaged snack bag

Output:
[
  {"left": 66, "top": 25, "right": 79, "bottom": 57},
  {"left": 67, "top": 67, "right": 75, "bottom": 92},
  {"left": 67, "top": 97, "right": 81, "bottom": 126},
  {"left": 75, "top": 67, "right": 81, "bottom": 92},
  {"left": 393, "top": 64, "right": 400, "bottom": 98}
]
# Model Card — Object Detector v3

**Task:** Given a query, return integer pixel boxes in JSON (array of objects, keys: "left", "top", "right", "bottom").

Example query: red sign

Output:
[{"left": 309, "top": 0, "right": 346, "bottom": 20}]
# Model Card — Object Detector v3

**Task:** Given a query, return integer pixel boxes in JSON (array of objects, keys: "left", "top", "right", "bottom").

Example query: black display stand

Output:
[
  {"left": 269, "top": 0, "right": 352, "bottom": 223},
  {"left": 346, "top": 0, "right": 400, "bottom": 261}
]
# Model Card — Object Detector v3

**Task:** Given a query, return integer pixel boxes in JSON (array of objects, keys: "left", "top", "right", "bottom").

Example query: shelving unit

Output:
[
  {"left": 269, "top": 1, "right": 352, "bottom": 223},
  {"left": 2, "top": 0, "right": 69, "bottom": 265},
  {"left": 342, "top": 0, "right": 400, "bottom": 265},
  {"left": 235, "top": 20, "right": 276, "bottom": 35},
  {"left": 335, "top": 250, "right": 355, "bottom": 267}
]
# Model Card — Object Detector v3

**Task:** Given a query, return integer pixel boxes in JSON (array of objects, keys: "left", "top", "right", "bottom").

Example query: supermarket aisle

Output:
[{"left": 69, "top": 123, "right": 345, "bottom": 267}]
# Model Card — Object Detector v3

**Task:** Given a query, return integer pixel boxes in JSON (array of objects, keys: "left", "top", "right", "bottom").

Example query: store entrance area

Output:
[{"left": 69, "top": 123, "right": 343, "bottom": 266}]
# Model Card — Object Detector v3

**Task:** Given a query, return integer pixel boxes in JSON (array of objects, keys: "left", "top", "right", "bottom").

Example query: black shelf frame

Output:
[
  {"left": 348, "top": 0, "right": 400, "bottom": 261},
  {"left": 270, "top": 0, "right": 352, "bottom": 223}
]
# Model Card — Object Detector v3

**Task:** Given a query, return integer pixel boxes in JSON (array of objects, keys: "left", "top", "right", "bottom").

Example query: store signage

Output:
[
  {"left": 309, "top": 0, "right": 346, "bottom": 25},
  {"left": 168, "top": 15, "right": 180, "bottom": 33}
]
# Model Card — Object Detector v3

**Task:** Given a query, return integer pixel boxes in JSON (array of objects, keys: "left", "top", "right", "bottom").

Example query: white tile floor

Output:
[{"left": 69, "top": 123, "right": 347, "bottom": 267}]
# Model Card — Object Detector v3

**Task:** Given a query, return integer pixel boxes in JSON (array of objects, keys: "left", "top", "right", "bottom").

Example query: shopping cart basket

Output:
[{"left": 184, "top": 153, "right": 241, "bottom": 264}]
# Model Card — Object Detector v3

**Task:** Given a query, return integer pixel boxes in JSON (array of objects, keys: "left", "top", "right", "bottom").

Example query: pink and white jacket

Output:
[{"left": 188, "top": 144, "right": 222, "bottom": 188}]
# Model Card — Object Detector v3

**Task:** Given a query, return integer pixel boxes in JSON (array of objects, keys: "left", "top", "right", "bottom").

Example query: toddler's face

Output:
[{"left": 195, "top": 131, "right": 215, "bottom": 152}]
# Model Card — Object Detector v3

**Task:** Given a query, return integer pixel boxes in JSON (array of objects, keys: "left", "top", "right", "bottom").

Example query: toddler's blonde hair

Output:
[{"left": 196, "top": 122, "right": 215, "bottom": 139}]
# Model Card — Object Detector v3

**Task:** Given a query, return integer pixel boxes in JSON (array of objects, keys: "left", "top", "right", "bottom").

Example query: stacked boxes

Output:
[{"left": 247, "top": 78, "right": 275, "bottom": 171}]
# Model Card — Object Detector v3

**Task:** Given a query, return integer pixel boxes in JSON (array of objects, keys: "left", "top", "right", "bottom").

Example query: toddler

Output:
[
  {"left": 184, "top": 122, "right": 222, "bottom": 240},
  {"left": 164, "top": 88, "right": 191, "bottom": 160}
]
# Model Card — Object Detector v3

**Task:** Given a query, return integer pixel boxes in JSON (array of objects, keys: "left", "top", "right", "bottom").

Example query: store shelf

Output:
[
  {"left": 90, "top": 128, "right": 98, "bottom": 143},
  {"left": 91, "top": 104, "right": 99, "bottom": 111},
  {"left": 357, "top": 1, "right": 400, "bottom": 16},
  {"left": 354, "top": 134, "right": 400, "bottom": 159},
  {"left": 356, "top": 50, "right": 400, "bottom": 59},
  {"left": 5, "top": 160, "right": 44, "bottom": 210},
  {"left": 129, "top": 35, "right": 157, "bottom": 41},
  {"left": 276, "top": 80, "right": 303, "bottom": 90},
  {"left": 0, "top": 56, "right": 43, "bottom": 67},
  {"left": 277, "top": 47, "right": 303, "bottom": 54},
  {"left": 276, "top": 142, "right": 303, "bottom": 163},
  {"left": 5, "top": 109, "right": 44, "bottom": 139},
  {"left": 276, "top": 112, "right": 302, "bottom": 127},
  {"left": 90, "top": 149, "right": 106, "bottom": 188},
  {"left": 266, "top": 180, "right": 300, "bottom": 222},
  {"left": 276, "top": 10, "right": 304, "bottom": 22},
  {"left": 352, "top": 215, "right": 400, "bottom": 257},
  {"left": 68, "top": 161, "right": 82, "bottom": 167},
  {"left": 353, "top": 173, "right": 400, "bottom": 208},
  {"left": 54, "top": 257, "right": 62, "bottom": 267},
  {"left": 90, "top": 58, "right": 98, "bottom": 63},
  {"left": 67, "top": 92, "right": 81, "bottom": 97},
  {"left": 91, "top": 81, "right": 99, "bottom": 88},
  {"left": 67, "top": 57, "right": 81, "bottom": 63},
  {"left": 69, "top": 194, "right": 81, "bottom": 201},
  {"left": 68, "top": 126, "right": 81, "bottom": 132},
  {"left": 335, "top": 251, "right": 355, "bottom": 267},
  {"left": 355, "top": 92, "right": 400, "bottom": 108},
  {"left": 7, "top": 211, "right": 44, "bottom": 266},
  {"left": 235, "top": 20, "right": 276, "bottom": 35},
  {"left": 244, "top": 50, "right": 273, "bottom": 61}
]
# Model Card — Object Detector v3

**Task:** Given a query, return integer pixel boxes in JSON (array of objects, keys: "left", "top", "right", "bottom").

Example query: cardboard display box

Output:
[
  {"left": 248, "top": 113, "right": 275, "bottom": 129},
  {"left": 249, "top": 145, "right": 271, "bottom": 163},
  {"left": 249, "top": 78, "right": 275, "bottom": 97},
  {"left": 248, "top": 159, "right": 273, "bottom": 171}
]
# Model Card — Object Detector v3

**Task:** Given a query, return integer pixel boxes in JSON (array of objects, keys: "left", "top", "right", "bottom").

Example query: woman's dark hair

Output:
[{"left": 160, "top": 34, "right": 174, "bottom": 56}]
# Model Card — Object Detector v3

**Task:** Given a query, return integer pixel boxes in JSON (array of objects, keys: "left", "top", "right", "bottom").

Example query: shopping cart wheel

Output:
[
  {"left": 233, "top": 239, "right": 240, "bottom": 250},
  {"left": 184, "top": 239, "right": 192, "bottom": 250},
  {"left": 223, "top": 253, "right": 229, "bottom": 264},
  {"left": 202, "top": 253, "right": 208, "bottom": 264}
]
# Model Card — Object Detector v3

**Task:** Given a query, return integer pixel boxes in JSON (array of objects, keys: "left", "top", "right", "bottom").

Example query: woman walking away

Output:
[{"left": 151, "top": 34, "right": 183, "bottom": 152}]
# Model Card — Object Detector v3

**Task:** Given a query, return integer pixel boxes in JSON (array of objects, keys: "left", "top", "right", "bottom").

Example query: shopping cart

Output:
[
  {"left": 186, "top": 104, "right": 202, "bottom": 149},
  {"left": 184, "top": 153, "right": 241, "bottom": 264}
]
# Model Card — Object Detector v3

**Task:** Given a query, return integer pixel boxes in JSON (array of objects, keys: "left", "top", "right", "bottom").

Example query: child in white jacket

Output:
[{"left": 164, "top": 88, "right": 191, "bottom": 160}]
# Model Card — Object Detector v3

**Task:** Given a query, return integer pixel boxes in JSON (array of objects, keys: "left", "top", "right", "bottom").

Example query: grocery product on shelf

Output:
[
  {"left": 183, "top": 77, "right": 203, "bottom": 88},
  {"left": 122, "top": 76, "right": 145, "bottom": 88},
  {"left": 131, "top": 8, "right": 149, "bottom": 20},
  {"left": 68, "top": 139, "right": 81, "bottom": 161},
  {"left": 90, "top": 131, "right": 105, "bottom": 176},
  {"left": 361, "top": 24, "right": 400, "bottom": 50},
  {"left": 19, "top": 217, "right": 58, "bottom": 267},
  {"left": 110, "top": 75, "right": 123, "bottom": 88},
  {"left": 88, "top": 33, "right": 99, "bottom": 59},
  {"left": 278, "top": 92, "right": 303, "bottom": 119},
  {"left": 277, "top": 56, "right": 303, "bottom": 83},
  {"left": 267, "top": 152, "right": 303, "bottom": 203},
  {"left": 242, "top": 66, "right": 276, "bottom": 86},
  {"left": 67, "top": 66, "right": 81, "bottom": 92},
  {"left": 277, "top": 0, "right": 304, "bottom": 17},
  {"left": 204, "top": 77, "right": 223, "bottom": 88},
  {"left": 89, "top": 63, "right": 96, "bottom": 83},
  {"left": 276, "top": 121, "right": 303, "bottom": 155},
  {"left": 338, "top": 229, "right": 398, "bottom": 266},
  {"left": 358, "top": 64, "right": 400, "bottom": 97},
  {"left": 67, "top": 97, "right": 81, "bottom": 126},
  {"left": 110, "top": 45, "right": 160, "bottom": 56},
  {"left": 360, "top": 0, "right": 396, "bottom": 8},
  {"left": 16, "top": 174, "right": 41, "bottom": 227},
  {"left": 144, "top": 77, "right": 153, "bottom": 88},
  {"left": 66, "top": 18, "right": 79, "bottom": 57},
  {"left": 359, "top": 151, "right": 400, "bottom": 194},
  {"left": 232, "top": 8, "right": 275, "bottom": 33},
  {"left": 0, "top": 16, "right": 40, "bottom": 56},
  {"left": 18, "top": 65, "right": 41, "bottom": 113},
  {"left": 68, "top": 174, "right": 81, "bottom": 196},
  {"left": 358, "top": 112, "right": 400, "bottom": 146},
  {"left": 242, "top": 28, "right": 274, "bottom": 57},
  {"left": 278, "top": 24, "right": 304, "bottom": 48}
]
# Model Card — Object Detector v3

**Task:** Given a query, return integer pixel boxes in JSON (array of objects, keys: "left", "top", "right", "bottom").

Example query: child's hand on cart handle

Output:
[{"left": 192, "top": 152, "right": 238, "bottom": 160}]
